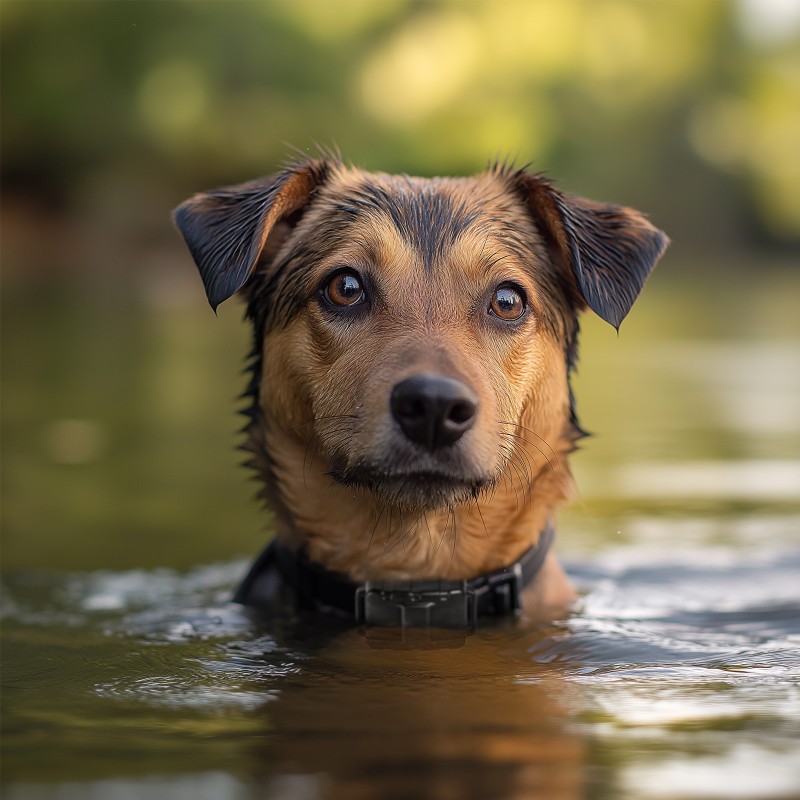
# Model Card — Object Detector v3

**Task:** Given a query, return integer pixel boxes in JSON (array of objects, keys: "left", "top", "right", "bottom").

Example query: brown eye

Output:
[
  {"left": 325, "top": 271, "right": 365, "bottom": 307},
  {"left": 490, "top": 285, "right": 526, "bottom": 321}
]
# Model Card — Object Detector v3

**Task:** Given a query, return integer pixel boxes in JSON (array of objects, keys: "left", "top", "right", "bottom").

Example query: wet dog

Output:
[{"left": 174, "top": 158, "right": 667, "bottom": 622}]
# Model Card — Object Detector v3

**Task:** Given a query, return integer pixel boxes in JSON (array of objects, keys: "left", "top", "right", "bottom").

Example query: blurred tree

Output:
[{"left": 1, "top": 0, "right": 798, "bottom": 263}]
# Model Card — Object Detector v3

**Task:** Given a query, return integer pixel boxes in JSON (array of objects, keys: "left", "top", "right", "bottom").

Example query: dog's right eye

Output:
[{"left": 323, "top": 270, "right": 365, "bottom": 307}]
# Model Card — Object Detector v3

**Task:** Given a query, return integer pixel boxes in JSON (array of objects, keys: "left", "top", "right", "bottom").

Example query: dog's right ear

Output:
[{"left": 173, "top": 160, "right": 329, "bottom": 310}]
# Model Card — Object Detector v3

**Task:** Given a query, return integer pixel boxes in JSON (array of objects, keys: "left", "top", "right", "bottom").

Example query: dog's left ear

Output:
[
  {"left": 173, "top": 160, "right": 329, "bottom": 310},
  {"left": 516, "top": 172, "right": 669, "bottom": 329}
]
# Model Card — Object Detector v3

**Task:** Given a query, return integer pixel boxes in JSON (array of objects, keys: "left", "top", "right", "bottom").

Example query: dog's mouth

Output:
[{"left": 328, "top": 459, "right": 495, "bottom": 511}]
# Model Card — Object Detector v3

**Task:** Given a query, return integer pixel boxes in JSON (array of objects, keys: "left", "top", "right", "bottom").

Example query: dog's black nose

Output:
[{"left": 390, "top": 374, "right": 478, "bottom": 450}]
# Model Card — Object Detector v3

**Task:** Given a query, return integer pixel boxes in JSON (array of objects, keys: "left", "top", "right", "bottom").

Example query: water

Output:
[{"left": 2, "top": 271, "right": 800, "bottom": 799}]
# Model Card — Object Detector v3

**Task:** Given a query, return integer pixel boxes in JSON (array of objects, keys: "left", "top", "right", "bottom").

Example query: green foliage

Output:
[{"left": 1, "top": 0, "right": 799, "bottom": 244}]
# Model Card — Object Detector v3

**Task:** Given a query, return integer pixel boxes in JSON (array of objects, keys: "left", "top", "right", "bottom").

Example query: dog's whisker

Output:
[
  {"left": 498, "top": 421, "right": 560, "bottom": 463},
  {"left": 472, "top": 497, "right": 491, "bottom": 543},
  {"left": 389, "top": 495, "right": 416, "bottom": 542},
  {"left": 507, "top": 452, "right": 533, "bottom": 495},
  {"left": 505, "top": 437, "right": 537, "bottom": 489},
  {"left": 383, "top": 511, "right": 423, "bottom": 557},
  {"left": 502, "top": 436, "right": 540, "bottom": 484},
  {"left": 408, "top": 512, "right": 428, "bottom": 555},
  {"left": 499, "top": 427, "right": 543, "bottom": 457},
  {"left": 449, "top": 507, "right": 458, "bottom": 569},
  {"left": 511, "top": 449, "right": 534, "bottom": 491},
  {"left": 433, "top": 508, "right": 453, "bottom": 558},
  {"left": 507, "top": 470, "right": 522, "bottom": 511},
  {"left": 301, "top": 435, "right": 321, "bottom": 489},
  {"left": 498, "top": 441, "right": 517, "bottom": 466},
  {"left": 500, "top": 465, "right": 521, "bottom": 511},
  {"left": 422, "top": 512, "right": 434, "bottom": 547},
  {"left": 485, "top": 478, "right": 499, "bottom": 505},
  {"left": 514, "top": 438, "right": 556, "bottom": 474},
  {"left": 295, "top": 417, "right": 358, "bottom": 488},
  {"left": 363, "top": 505, "right": 385, "bottom": 565},
  {"left": 497, "top": 442, "right": 521, "bottom": 481},
  {"left": 499, "top": 429, "right": 556, "bottom": 474},
  {"left": 385, "top": 502, "right": 417, "bottom": 547},
  {"left": 384, "top": 504, "right": 393, "bottom": 546},
  {"left": 510, "top": 447, "right": 539, "bottom": 506}
]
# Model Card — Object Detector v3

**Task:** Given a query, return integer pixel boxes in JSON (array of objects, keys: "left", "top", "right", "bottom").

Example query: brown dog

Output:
[{"left": 174, "top": 158, "right": 667, "bottom": 623}]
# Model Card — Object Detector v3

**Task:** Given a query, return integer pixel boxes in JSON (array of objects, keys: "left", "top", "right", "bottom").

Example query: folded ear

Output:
[
  {"left": 517, "top": 172, "right": 669, "bottom": 329},
  {"left": 173, "top": 160, "right": 329, "bottom": 310}
]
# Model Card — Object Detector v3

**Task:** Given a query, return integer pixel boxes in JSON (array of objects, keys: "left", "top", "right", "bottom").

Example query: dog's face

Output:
[
  {"left": 175, "top": 160, "right": 667, "bottom": 578},
  {"left": 253, "top": 168, "right": 578, "bottom": 513}
]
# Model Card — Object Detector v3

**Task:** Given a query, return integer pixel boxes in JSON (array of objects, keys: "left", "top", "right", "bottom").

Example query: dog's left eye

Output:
[
  {"left": 324, "top": 270, "right": 365, "bottom": 307},
  {"left": 489, "top": 284, "right": 527, "bottom": 321}
]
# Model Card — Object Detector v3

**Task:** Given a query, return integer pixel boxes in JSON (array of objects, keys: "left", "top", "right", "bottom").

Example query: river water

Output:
[{"left": 2, "top": 272, "right": 799, "bottom": 799}]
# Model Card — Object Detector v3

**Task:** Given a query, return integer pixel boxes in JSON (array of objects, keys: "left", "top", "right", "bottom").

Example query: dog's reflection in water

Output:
[{"left": 251, "top": 626, "right": 585, "bottom": 800}]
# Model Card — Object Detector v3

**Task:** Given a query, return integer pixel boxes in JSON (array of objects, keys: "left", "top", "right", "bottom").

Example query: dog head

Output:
[{"left": 174, "top": 159, "right": 667, "bottom": 578}]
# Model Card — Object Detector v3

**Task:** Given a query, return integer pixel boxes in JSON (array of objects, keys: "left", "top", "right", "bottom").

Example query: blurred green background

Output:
[{"left": 2, "top": 0, "right": 799, "bottom": 572}]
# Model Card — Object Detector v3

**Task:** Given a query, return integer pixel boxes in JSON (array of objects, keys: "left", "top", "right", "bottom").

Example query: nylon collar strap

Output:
[{"left": 234, "top": 523, "right": 555, "bottom": 632}]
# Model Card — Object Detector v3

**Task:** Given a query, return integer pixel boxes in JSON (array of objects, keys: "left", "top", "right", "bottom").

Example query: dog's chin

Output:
[{"left": 328, "top": 458, "right": 495, "bottom": 512}]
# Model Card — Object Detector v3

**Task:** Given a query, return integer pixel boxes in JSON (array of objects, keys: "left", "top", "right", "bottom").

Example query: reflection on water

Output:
[
  {"left": 2, "top": 274, "right": 800, "bottom": 799},
  {"left": 3, "top": 544, "right": 799, "bottom": 800}
]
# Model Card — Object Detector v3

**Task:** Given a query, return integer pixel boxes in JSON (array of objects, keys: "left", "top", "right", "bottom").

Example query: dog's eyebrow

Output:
[
  {"left": 335, "top": 180, "right": 482, "bottom": 271},
  {"left": 247, "top": 212, "right": 350, "bottom": 335}
]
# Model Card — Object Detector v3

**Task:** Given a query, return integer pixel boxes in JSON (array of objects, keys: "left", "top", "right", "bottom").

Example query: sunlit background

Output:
[{"left": 3, "top": 3, "right": 800, "bottom": 800}]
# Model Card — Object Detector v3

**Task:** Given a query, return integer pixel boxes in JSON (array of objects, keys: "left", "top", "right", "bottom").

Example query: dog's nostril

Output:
[
  {"left": 447, "top": 400, "right": 476, "bottom": 425},
  {"left": 390, "top": 374, "right": 479, "bottom": 450},
  {"left": 395, "top": 397, "right": 426, "bottom": 421}
]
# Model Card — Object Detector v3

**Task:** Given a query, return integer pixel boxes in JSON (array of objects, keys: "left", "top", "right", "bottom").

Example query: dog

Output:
[{"left": 174, "top": 158, "right": 668, "bottom": 628}]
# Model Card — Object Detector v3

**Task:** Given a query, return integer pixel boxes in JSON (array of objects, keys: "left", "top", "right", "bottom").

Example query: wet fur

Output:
[{"left": 175, "top": 158, "right": 667, "bottom": 589}]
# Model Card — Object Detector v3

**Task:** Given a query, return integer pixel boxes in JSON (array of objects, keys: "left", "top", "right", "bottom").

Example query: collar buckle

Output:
[
  {"left": 355, "top": 580, "right": 477, "bottom": 649},
  {"left": 473, "top": 561, "right": 524, "bottom": 616}
]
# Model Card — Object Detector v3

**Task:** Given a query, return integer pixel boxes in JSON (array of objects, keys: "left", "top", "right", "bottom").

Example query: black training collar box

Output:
[{"left": 234, "top": 525, "right": 555, "bottom": 645}]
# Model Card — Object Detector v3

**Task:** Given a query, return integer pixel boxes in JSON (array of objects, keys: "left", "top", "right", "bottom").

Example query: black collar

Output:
[{"left": 234, "top": 523, "right": 555, "bottom": 632}]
